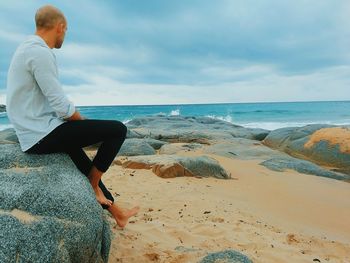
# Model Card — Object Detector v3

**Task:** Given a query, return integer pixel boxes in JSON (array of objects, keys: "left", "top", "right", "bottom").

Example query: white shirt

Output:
[{"left": 6, "top": 35, "right": 75, "bottom": 152}]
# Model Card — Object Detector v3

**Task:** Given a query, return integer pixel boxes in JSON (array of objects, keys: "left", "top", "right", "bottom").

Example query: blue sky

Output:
[{"left": 1, "top": 0, "right": 350, "bottom": 106}]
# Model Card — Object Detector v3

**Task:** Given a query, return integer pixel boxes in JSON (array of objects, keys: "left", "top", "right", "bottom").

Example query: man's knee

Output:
[{"left": 112, "top": 120, "right": 127, "bottom": 139}]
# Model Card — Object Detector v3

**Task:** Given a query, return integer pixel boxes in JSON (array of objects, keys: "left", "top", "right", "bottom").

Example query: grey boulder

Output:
[
  {"left": 0, "top": 144, "right": 111, "bottom": 263},
  {"left": 118, "top": 138, "right": 156, "bottom": 156},
  {"left": 159, "top": 143, "right": 203, "bottom": 155},
  {"left": 127, "top": 116, "right": 269, "bottom": 143},
  {"left": 126, "top": 128, "right": 143, "bottom": 139},
  {"left": 263, "top": 125, "right": 350, "bottom": 174},
  {"left": 199, "top": 250, "right": 253, "bottom": 263},
  {"left": 142, "top": 138, "right": 168, "bottom": 150},
  {"left": 117, "top": 154, "right": 230, "bottom": 179},
  {"left": 204, "top": 138, "right": 286, "bottom": 160},
  {"left": 260, "top": 157, "right": 350, "bottom": 181}
]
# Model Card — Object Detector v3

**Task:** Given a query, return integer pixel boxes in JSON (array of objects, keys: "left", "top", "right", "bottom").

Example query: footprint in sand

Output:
[
  {"left": 144, "top": 253, "right": 160, "bottom": 261},
  {"left": 286, "top": 233, "right": 299, "bottom": 245},
  {"left": 211, "top": 217, "right": 225, "bottom": 223}
]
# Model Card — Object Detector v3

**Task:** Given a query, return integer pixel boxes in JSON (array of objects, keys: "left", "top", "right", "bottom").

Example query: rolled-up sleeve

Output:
[{"left": 27, "top": 47, "right": 75, "bottom": 119}]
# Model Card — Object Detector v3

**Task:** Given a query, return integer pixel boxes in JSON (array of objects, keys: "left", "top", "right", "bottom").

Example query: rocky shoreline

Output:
[
  {"left": 3, "top": 115, "right": 349, "bottom": 181},
  {"left": 1, "top": 115, "right": 349, "bottom": 262},
  {"left": 121, "top": 116, "right": 350, "bottom": 181}
]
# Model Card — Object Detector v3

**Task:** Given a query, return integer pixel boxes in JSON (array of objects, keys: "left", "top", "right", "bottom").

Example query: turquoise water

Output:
[{"left": 1, "top": 101, "right": 350, "bottom": 131}]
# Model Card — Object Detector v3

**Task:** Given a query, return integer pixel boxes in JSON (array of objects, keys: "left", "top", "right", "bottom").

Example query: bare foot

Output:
[
  {"left": 93, "top": 186, "right": 113, "bottom": 206},
  {"left": 109, "top": 205, "right": 140, "bottom": 228}
]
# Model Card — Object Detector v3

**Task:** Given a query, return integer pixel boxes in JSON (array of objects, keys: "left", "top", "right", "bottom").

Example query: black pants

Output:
[{"left": 25, "top": 119, "right": 127, "bottom": 209}]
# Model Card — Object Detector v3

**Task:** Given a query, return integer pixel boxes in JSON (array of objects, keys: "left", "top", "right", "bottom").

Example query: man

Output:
[{"left": 6, "top": 5, "right": 139, "bottom": 228}]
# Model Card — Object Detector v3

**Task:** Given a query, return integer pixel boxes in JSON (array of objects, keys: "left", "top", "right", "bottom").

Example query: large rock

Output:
[
  {"left": 117, "top": 155, "right": 230, "bottom": 179},
  {"left": 126, "top": 128, "right": 143, "bottom": 139},
  {"left": 126, "top": 116, "right": 269, "bottom": 143},
  {"left": 142, "top": 138, "right": 168, "bottom": 150},
  {"left": 0, "top": 144, "right": 111, "bottom": 263},
  {"left": 118, "top": 138, "right": 156, "bottom": 156},
  {"left": 86, "top": 138, "right": 158, "bottom": 156},
  {"left": 159, "top": 143, "right": 203, "bottom": 155},
  {"left": 203, "top": 138, "right": 287, "bottom": 160},
  {"left": 199, "top": 250, "right": 253, "bottom": 263},
  {"left": 263, "top": 125, "right": 350, "bottom": 174},
  {"left": 130, "top": 128, "right": 222, "bottom": 144},
  {"left": 263, "top": 125, "right": 333, "bottom": 149},
  {"left": 260, "top": 157, "right": 350, "bottom": 181}
]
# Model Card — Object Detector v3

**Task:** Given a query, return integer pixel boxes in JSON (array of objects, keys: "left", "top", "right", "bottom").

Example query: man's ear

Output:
[{"left": 57, "top": 23, "right": 64, "bottom": 33}]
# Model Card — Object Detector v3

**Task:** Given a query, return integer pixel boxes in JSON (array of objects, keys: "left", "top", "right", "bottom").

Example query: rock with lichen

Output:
[
  {"left": 117, "top": 154, "right": 230, "bottom": 179},
  {"left": 263, "top": 125, "right": 350, "bottom": 174},
  {"left": 199, "top": 249, "right": 253, "bottom": 263},
  {"left": 0, "top": 144, "right": 111, "bottom": 263}
]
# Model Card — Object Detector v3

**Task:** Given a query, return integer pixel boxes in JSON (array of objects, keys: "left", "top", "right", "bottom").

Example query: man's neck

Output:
[{"left": 35, "top": 31, "right": 55, "bottom": 49}]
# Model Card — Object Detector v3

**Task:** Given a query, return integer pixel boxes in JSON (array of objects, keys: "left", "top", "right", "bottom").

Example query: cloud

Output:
[
  {"left": 0, "top": 29, "right": 27, "bottom": 43},
  {"left": 1, "top": 0, "right": 350, "bottom": 105},
  {"left": 58, "top": 41, "right": 156, "bottom": 66},
  {"left": 60, "top": 64, "right": 350, "bottom": 106}
]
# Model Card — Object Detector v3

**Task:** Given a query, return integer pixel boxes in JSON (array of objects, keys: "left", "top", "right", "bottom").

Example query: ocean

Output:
[{"left": 1, "top": 101, "right": 350, "bottom": 131}]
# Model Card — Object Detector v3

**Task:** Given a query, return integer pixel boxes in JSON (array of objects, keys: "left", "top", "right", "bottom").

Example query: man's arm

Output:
[
  {"left": 28, "top": 46, "right": 75, "bottom": 120},
  {"left": 65, "top": 110, "right": 85, "bottom": 121}
]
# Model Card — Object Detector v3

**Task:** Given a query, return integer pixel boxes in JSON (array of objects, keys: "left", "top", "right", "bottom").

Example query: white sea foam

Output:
[
  {"left": 238, "top": 121, "right": 350, "bottom": 130},
  {"left": 206, "top": 115, "right": 234, "bottom": 123},
  {"left": 170, "top": 109, "right": 180, "bottom": 116},
  {"left": 205, "top": 114, "right": 350, "bottom": 130},
  {"left": 238, "top": 122, "right": 307, "bottom": 130},
  {"left": 154, "top": 112, "right": 166, "bottom": 116},
  {"left": 123, "top": 119, "right": 132, "bottom": 124}
]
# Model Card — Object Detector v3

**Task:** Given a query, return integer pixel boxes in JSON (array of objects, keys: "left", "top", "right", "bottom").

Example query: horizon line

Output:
[
  {"left": 73, "top": 99, "right": 350, "bottom": 108},
  {"left": 1, "top": 99, "right": 349, "bottom": 108}
]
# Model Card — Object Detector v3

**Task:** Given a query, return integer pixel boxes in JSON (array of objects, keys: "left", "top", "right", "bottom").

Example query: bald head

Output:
[
  {"left": 35, "top": 5, "right": 66, "bottom": 30},
  {"left": 34, "top": 5, "right": 67, "bottom": 49}
]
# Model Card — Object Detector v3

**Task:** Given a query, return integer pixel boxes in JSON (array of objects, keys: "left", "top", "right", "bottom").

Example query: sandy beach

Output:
[{"left": 87, "top": 147, "right": 350, "bottom": 263}]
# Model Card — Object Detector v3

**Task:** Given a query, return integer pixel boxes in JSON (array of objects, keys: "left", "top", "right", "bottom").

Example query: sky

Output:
[{"left": 0, "top": 0, "right": 350, "bottom": 106}]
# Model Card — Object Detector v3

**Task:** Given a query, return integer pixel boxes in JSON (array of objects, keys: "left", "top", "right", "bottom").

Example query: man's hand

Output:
[{"left": 65, "top": 110, "right": 85, "bottom": 121}]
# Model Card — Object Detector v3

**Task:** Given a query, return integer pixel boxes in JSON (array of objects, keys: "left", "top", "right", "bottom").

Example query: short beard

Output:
[{"left": 55, "top": 41, "right": 63, "bottom": 49}]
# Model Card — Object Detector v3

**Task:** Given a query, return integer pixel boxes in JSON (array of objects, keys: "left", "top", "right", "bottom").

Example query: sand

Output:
[{"left": 94, "top": 149, "right": 350, "bottom": 263}]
